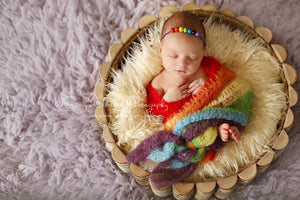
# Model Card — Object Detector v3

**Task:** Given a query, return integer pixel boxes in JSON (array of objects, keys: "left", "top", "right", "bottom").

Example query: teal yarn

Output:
[
  {"left": 148, "top": 142, "right": 186, "bottom": 162},
  {"left": 173, "top": 107, "right": 249, "bottom": 136}
]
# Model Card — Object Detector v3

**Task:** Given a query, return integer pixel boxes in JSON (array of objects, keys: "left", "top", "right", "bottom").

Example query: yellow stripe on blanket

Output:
[
  {"left": 204, "top": 78, "right": 252, "bottom": 109},
  {"left": 190, "top": 126, "right": 218, "bottom": 148}
]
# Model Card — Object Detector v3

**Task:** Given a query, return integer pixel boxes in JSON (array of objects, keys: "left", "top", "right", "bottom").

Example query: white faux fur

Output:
[
  {"left": 0, "top": 0, "right": 299, "bottom": 199},
  {"left": 105, "top": 15, "right": 287, "bottom": 180}
]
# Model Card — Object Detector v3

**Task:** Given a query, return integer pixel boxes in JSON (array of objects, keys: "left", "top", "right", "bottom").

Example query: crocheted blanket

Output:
[{"left": 126, "top": 58, "right": 253, "bottom": 189}]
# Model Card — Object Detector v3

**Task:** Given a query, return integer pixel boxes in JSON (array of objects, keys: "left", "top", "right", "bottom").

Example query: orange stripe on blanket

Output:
[
  {"left": 165, "top": 66, "right": 236, "bottom": 131},
  {"left": 200, "top": 150, "right": 217, "bottom": 163}
]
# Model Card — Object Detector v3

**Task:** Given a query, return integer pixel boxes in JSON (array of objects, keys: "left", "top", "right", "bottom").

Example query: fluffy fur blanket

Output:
[{"left": 0, "top": 0, "right": 299, "bottom": 200}]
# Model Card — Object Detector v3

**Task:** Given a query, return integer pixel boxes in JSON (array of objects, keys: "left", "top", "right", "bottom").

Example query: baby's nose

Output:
[{"left": 178, "top": 56, "right": 189, "bottom": 66}]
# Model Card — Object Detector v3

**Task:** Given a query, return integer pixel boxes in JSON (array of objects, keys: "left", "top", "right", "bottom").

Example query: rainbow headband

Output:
[{"left": 160, "top": 27, "right": 206, "bottom": 46}]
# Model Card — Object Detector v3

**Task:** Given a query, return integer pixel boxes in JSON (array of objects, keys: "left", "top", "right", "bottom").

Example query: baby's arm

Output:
[
  {"left": 218, "top": 123, "right": 240, "bottom": 142},
  {"left": 163, "top": 78, "right": 191, "bottom": 102}
]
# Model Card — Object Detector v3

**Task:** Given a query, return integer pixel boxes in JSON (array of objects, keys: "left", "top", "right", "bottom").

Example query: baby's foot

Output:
[
  {"left": 218, "top": 123, "right": 230, "bottom": 142},
  {"left": 228, "top": 126, "right": 240, "bottom": 142},
  {"left": 218, "top": 123, "right": 240, "bottom": 142}
]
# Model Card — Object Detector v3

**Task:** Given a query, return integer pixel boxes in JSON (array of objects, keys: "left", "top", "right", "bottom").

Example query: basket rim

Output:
[{"left": 104, "top": 9, "right": 290, "bottom": 181}]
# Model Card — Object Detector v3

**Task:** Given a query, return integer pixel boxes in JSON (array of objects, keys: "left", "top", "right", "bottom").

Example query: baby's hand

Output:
[
  {"left": 163, "top": 78, "right": 191, "bottom": 102},
  {"left": 188, "top": 79, "right": 205, "bottom": 95},
  {"left": 218, "top": 123, "right": 240, "bottom": 142}
]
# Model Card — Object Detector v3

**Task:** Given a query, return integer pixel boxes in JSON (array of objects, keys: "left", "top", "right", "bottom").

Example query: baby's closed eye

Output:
[
  {"left": 168, "top": 54, "right": 178, "bottom": 58},
  {"left": 188, "top": 56, "right": 199, "bottom": 61}
]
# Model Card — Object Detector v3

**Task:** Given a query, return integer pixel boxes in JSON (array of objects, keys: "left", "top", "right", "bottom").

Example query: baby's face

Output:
[{"left": 160, "top": 33, "right": 204, "bottom": 78}]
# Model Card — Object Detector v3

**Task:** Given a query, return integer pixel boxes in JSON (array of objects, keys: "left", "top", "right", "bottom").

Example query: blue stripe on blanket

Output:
[
  {"left": 173, "top": 107, "right": 249, "bottom": 136},
  {"left": 148, "top": 142, "right": 186, "bottom": 162}
]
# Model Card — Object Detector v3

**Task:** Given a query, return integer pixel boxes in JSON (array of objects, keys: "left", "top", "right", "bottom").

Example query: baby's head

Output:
[
  {"left": 160, "top": 11, "right": 206, "bottom": 46},
  {"left": 160, "top": 12, "right": 206, "bottom": 77}
]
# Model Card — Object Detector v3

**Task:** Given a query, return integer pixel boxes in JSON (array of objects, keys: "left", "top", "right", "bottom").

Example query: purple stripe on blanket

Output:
[
  {"left": 150, "top": 160, "right": 197, "bottom": 189},
  {"left": 183, "top": 119, "right": 243, "bottom": 141},
  {"left": 207, "top": 136, "right": 225, "bottom": 151},
  {"left": 126, "top": 130, "right": 185, "bottom": 163},
  {"left": 176, "top": 148, "right": 197, "bottom": 161}
]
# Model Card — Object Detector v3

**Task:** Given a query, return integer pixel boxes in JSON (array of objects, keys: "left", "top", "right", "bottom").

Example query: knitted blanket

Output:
[{"left": 127, "top": 58, "right": 253, "bottom": 189}]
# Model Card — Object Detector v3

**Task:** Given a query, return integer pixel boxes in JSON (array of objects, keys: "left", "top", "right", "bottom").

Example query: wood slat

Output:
[
  {"left": 283, "top": 108, "right": 294, "bottom": 129},
  {"left": 255, "top": 27, "right": 273, "bottom": 43},
  {"left": 130, "top": 163, "right": 149, "bottom": 177},
  {"left": 236, "top": 164, "right": 257, "bottom": 190},
  {"left": 257, "top": 151, "right": 274, "bottom": 168},
  {"left": 236, "top": 16, "right": 254, "bottom": 28},
  {"left": 271, "top": 44, "right": 287, "bottom": 63},
  {"left": 130, "top": 163, "right": 150, "bottom": 185},
  {"left": 182, "top": 3, "right": 200, "bottom": 11},
  {"left": 172, "top": 182, "right": 195, "bottom": 200},
  {"left": 102, "top": 125, "right": 115, "bottom": 143},
  {"left": 95, "top": 104, "right": 107, "bottom": 124},
  {"left": 111, "top": 145, "right": 130, "bottom": 173},
  {"left": 220, "top": 9, "right": 235, "bottom": 17},
  {"left": 215, "top": 174, "right": 237, "bottom": 199},
  {"left": 138, "top": 15, "right": 157, "bottom": 29},
  {"left": 121, "top": 27, "right": 138, "bottom": 44},
  {"left": 158, "top": 5, "right": 179, "bottom": 18},
  {"left": 257, "top": 151, "right": 274, "bottom": 175},
  {"left": 273, "top": 130, "right": 289, "bottom": 160},
  {"left": 109, "top": 43, "right": 123, "bottom": 60},
  {"left": 272, "top": 130, "right": 289, "bottom": 152},
  {"left": 201, "top": 5, "right": 218, "bottom": 12},
  {"left": 99, "top": 61, "right": 111, "bottom": 81},
  {"left": 216, "top": 174, "right": 237, "bottom": 190},
  {"left": 238, "top": 164, "right": 257, "bottom": 182},
  {"left": 195, "top": 181, "right": 216, "bottom": 200},
  {"left": 102, "top": 125, "right": 116, "bottom": 152},
  {"left": 94, "top": 81, "right": 105, "bottom": 102},
  {"left": 283, "top": 63, "right": 298, "bottom": 85},
  {"left": 149, "top": 178, "right": 172, "bottom": 198},
  {"left": 196, "top": 181, "right": 216, "bottom": 194},
  {"left": 111, "top": 145, "right": 127, "bottom": 164},
  {"left": 289, "top": 86, "right": 298, "bottom": 107}
]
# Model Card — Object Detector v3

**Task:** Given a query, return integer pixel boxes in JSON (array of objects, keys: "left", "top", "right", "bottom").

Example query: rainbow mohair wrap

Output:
[{"left": 126, "top": 57, "right": 253, "bottom": 189}]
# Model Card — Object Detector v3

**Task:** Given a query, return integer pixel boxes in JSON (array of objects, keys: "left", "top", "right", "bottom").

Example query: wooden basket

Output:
[{"left": 95, "top": 4, "right": 298, "bottom": 200}]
